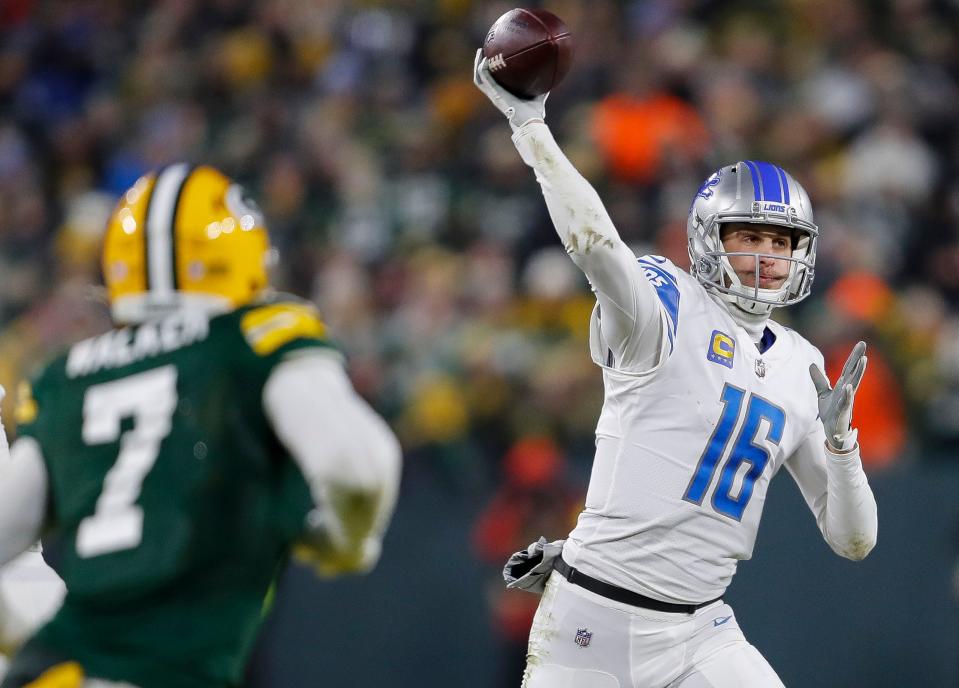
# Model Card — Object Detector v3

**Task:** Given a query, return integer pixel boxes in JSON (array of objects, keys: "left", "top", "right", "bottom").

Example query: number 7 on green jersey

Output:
[{"left": 77, "top": 365, "right": 178, "bottom": 558}]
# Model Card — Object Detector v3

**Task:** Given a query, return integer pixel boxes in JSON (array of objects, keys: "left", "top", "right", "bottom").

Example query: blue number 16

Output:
[{"left": 683, "top": 384, "right": 786, "bottom": 521}]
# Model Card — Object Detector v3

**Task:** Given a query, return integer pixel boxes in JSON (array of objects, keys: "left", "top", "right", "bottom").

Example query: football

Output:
[{"left": 482, "top": 8, "right": 574, "bottom": 99}]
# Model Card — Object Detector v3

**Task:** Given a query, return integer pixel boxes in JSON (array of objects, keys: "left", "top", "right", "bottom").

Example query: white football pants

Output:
[{"left": 523, "top": 574, "right": 785, "bottom": 688}]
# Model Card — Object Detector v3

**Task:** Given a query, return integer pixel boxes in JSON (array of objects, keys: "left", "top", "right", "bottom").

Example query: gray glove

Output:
[
  {"left": 472, "top": 48, "right": 547, "bottom": 132},
  {"left": 503, "top": 536, "right": 565, "bottom": 594},
  {"left": 810, "top": 341, "right": 868, "bottom": 453}
]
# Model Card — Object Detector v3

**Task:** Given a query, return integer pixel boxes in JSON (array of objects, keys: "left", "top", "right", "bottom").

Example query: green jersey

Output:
[{"left": 11, "top": 299, "right": 334, "bottom": 688}]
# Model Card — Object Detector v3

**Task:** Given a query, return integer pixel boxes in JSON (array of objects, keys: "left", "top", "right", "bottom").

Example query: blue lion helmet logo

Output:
[{"left": 695, "top": 170, "right": 722, "bottom": 202}]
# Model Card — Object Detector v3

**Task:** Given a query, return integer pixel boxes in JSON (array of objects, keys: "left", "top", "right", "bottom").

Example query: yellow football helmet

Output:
[{"left": 102, "top": 164, "right": 271, "bottom": 323}]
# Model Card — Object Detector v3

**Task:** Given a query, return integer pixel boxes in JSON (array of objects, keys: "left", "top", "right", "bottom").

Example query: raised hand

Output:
[
  {"left": 810, "top": 341, "right": 868, "bottom": 453},
  {"left": 472, "top": 49, "right": 547, "bottom": 131}
]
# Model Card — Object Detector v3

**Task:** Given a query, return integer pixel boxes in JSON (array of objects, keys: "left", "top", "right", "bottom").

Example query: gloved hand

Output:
[
  {"left": 503, "top": 536, "right": 565, "bottom": 594},
  {"left": 296, "top": 486, "right": 384, "bottom": 577},
  {"left": 810, "top": 341, "right": 867, "bottom": 453},
  {"left": 293, "top": 537, "right": 381, "bottom": 578},
  {"left": 472, "top": 49, "right": 547, "bottom": 132}
]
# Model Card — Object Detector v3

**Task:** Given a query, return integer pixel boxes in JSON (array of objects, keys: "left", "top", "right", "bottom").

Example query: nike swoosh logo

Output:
[{"left": 713, "top": 615, "right": 733, "bottom": 627}]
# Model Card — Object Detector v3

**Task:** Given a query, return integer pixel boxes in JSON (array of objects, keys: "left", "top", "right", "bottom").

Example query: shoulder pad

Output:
[
  {"left": 241, "top": 302, "right": 327, "bottom": 356},
  {"left": 255, "top": 290, "right": 314, "bottom": 307}
]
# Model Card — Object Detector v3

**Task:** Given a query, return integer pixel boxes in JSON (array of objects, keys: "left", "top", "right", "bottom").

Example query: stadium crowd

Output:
[
  {"left": 2, "top": 1, "right": 957, "bottom": 682},
  {"left": 1, "top": 0, "right": 957, "bottom": 494}
]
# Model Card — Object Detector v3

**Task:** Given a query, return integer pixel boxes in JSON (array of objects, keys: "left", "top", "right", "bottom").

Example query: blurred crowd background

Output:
[{"left": 1, "top": 0, "right": 958, "bottom": 686}]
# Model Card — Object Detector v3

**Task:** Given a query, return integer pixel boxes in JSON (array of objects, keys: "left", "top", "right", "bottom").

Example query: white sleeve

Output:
[
  {"left": 0, "top": 437, "right": 48, "bottom": 567},
  {"left": 784, "top": 422, "right": 878, "bottom": 561},
  {"left": 262, "top": 351, "right": 402, "bottom": 570},
  {"left": 0, "top": 548, "right": 65, "bottom": 653},
  {"left": 511, "top": 122, "right": 667, "bottom": 370}
]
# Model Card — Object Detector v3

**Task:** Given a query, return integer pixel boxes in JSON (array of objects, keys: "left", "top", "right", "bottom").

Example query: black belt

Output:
[{"left": 553, "top": 557, "right": 721, "bottom": 615}]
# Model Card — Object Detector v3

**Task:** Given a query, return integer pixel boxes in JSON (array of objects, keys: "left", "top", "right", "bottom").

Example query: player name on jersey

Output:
[{"left": 66, "top": 311, "right": 210, "bottom": 379}]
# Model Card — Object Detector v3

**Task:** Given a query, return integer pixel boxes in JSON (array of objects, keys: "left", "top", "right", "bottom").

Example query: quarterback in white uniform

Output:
[{"left": 475, "top": 53, "right": 877, "bottom": 687}]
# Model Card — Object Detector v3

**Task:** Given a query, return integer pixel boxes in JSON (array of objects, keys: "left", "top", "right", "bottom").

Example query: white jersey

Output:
[
  {"left": 511, "top": 121, "right": 877, "bottom": 606},
  {"left": 0, "top": 548, "right": 65, "bottom": 678},
  {"left": 0, "top": 548, "right": 65, "bottom": 632},
  {"left": 566, "top": 255, "right": 822, "bottom": 603}
]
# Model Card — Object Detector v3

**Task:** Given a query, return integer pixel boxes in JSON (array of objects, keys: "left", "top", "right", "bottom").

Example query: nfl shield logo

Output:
[
  {"left": 574, "top": 628, "right": 592, "bottom": 647},
  {"left": 755, "top": 359, "right": 766, "bottom": 378}
]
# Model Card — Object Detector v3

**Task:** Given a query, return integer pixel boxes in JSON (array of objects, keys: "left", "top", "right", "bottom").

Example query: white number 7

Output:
[{"left": 76, "top": 365, "right": 178, "bottom": 558}]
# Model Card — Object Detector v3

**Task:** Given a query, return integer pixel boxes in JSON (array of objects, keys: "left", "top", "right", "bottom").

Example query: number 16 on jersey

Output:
[{"left": 683, "top": 384, "right": 786, "bottom": 521}]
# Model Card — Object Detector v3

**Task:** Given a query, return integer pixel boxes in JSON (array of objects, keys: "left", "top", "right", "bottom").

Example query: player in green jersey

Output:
[{"left": 0, "top": 164, "right": 402, "bottom": 688}]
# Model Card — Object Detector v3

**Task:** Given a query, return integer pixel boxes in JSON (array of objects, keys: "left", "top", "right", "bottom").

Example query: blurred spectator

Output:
[
  {"left": 821, "top": 272, "right": 906, "bottom": 469},
  {"left": 591, "top": 82, "right": 709, "bottom": 184},
  {"left": 473, "top": 435, "right": 583, "bottom": 686},
  {"left": 0, "top": 3, "right": 957, "bottom": 678}
]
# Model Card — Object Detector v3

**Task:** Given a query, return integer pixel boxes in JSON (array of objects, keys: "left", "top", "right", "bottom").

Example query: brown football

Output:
[{"left": 482, "top": 8, "right": 574, "bottom": 99}]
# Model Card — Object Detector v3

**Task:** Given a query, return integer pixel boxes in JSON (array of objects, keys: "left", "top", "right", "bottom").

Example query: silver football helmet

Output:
[{"left": 687, "top": 161, "right": 818, "bottom": 316}]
